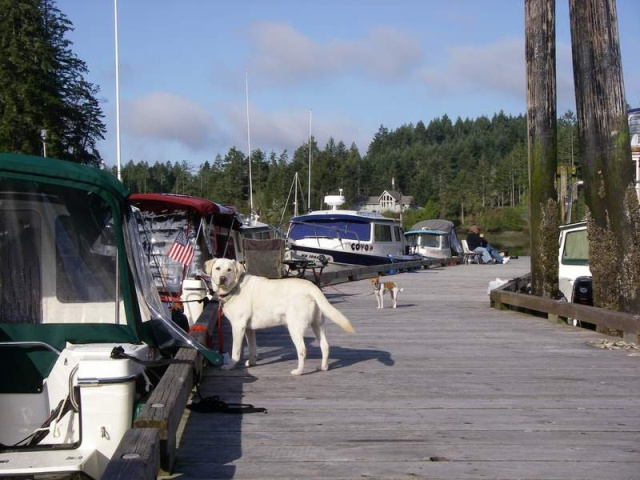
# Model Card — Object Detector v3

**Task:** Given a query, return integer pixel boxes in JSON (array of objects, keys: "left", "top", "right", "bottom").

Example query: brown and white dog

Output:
[
  {"left": 371, "top": 275, "right": 403, "bottom": 309},
  {"left": 206, "top": 258, "right": 355, "bottom": 375}
]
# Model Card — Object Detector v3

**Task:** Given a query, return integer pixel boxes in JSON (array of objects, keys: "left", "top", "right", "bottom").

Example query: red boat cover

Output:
[{"left": 130, "top": 193, "right": 239, "bottom": 229}]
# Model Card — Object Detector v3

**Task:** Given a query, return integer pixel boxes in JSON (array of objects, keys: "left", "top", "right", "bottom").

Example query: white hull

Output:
[
  {"left": 287, "top": 207, "right": 415, "bottom": 266},
  {"left": 0, "top": 343, "right": 150, "bottom": 479}
]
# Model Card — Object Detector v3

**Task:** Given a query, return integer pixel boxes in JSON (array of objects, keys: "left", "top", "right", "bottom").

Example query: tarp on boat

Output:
[
  {"left": 130, "top": 193, "right": 240, "bottom": 230},
  {"left": 0, "top": 154, "right": 222, "bottom": 365},
  {"left": 410, "top": 219, "right": 464, "bottom": 257}
]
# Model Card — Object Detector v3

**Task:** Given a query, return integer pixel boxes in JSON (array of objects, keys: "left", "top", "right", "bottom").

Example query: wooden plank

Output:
[
  {"left": 134, "top": 348, "right": 195, "bottom": 473},
  {"left": 161, "top": 257, "right": 640, "bottom": 480},
  {"left": 133, "top": 301, "right": 219, "bottom": 472},
  {"left": 491, "top": 282, "right": 640, "bottom": 334},
  {"left": 101, "top": 428, "right": 159, "bottom": 480}
]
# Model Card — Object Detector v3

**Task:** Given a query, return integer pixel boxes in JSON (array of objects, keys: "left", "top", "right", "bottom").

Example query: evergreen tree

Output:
[{"left": 0, "top": 0, "right": 105, "bottom": 164}]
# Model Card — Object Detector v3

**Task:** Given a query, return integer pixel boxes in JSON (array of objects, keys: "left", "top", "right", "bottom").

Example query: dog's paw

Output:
[
  {"left": 290, "top": 368, "right": 304, "bottom": 376},
  {"left": 244, "top": 359, "right": 257, "bottom": 368},
  {"left": 317, "top": 364, "right": 329, "bottom": 372}
]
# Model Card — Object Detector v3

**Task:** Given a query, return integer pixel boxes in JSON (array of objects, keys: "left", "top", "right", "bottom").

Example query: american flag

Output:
[{"left": 167, "top": 230, "right": 194, "bottom": 266}]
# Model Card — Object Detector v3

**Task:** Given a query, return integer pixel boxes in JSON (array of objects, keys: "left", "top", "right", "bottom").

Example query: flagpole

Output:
[
  {"left": 246, "top": 72, "right": 254, "bottom": 219},
  {"left": 114, "top": 0, "right": 122, "bottom": 181}
]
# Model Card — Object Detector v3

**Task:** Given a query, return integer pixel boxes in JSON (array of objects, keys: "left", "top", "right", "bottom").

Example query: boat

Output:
[
  {"left": 0, "top": 154, "right": 222, "bottom": 479},
  {"left": 286, "top": 191, "right": 419, "bottom": 266},
  {"left": 404, "top": 219, "right": 464, "bottom": 261},
  {"left": 237, "top": 213, "right": 278, "bottom": 241},
  {"left": 130, "top": 193, "right": 241, "bottom": 327}
]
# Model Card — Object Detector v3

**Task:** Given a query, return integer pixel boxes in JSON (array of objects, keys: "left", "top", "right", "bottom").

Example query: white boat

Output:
[
  {"left": 237, "top": 212, "right": 280, "bottom": 242},
  {"left": 286, "top": 192, "right": 419, "bottom": 266},
  {"left": 404, "top": 219, "right": 464, "bottom": 261},
  {"left": 0, "top": 154, "right": 221, "bottom": 479}
]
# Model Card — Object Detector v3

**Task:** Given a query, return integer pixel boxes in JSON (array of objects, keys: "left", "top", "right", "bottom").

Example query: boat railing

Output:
[{"left": 0, "top": 341, "right": 61, "bottom": 355}]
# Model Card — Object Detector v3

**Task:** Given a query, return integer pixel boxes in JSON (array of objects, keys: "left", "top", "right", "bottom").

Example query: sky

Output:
[{"left": 56, "top": 0, "right": 640, "bottom": 169}]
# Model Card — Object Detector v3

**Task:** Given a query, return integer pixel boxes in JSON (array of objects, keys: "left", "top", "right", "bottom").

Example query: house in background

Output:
[{"left": 360, "top": 178, "right": 414, "bottom": 213}]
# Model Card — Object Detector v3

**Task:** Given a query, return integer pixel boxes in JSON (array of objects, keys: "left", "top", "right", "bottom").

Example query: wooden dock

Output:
[{"left": 160, "top": 258, "right": 640, "bottom": 480}]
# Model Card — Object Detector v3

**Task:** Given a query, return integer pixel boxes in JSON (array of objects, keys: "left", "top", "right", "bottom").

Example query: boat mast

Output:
[
  {"left": 113, "top": 0, "right": 122, "bottom": 181},
  {"left": 246, "top": 72, "right": 254, "bottom": 221},
  {"left": 308, "top": 109, "right": 312, "bottom": 212},
  {"left": 293, "top": 172, "right": 299, "bottom": 217}
]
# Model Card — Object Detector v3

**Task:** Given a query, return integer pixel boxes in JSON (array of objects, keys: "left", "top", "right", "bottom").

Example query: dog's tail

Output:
[{"left": 311, "top": 289, "right": 355, "bottom": 333}]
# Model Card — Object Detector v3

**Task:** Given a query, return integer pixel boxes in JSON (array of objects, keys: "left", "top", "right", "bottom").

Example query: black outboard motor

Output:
[
  {"left": 572, "top": 276, "right": 595, "bottom": 330},
  {"left": 572, "top": 276, "right": 593, "bottom": 306}
]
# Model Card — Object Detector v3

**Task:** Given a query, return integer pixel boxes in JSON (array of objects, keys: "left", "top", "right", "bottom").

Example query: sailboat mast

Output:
[
  {"left": 308, "top": 109, "right": 312, "bottom": 212},
  {"left": 293, "top": 172, "right": 299, "bottom": 217},
  {"left": 246, "top": 72, "right": 254, "bottom": 218}
]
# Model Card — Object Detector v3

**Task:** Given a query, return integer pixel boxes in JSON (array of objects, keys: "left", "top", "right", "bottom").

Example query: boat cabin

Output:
[
  {"left": 404, "top": 228, "right": 452, "bottom": 259},
  {"left": 0, "top": 155, "right": 220, "bottom": 479},
  {"left": 131, "top": 193, "right": 241, "bottom": 325}
]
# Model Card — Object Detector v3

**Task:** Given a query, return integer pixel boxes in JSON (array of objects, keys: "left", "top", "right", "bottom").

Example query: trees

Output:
[
  {"left": 0, "top": 0, "right": 105, "bottom": 164},
  {"left": 116, "top": 112, "right": 531, "bottom": 233}
]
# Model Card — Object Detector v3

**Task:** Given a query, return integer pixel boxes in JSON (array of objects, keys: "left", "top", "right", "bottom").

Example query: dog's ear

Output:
[
  {"left": 235, "top": 260, "right": 246, "bottom": 276},
  {"left": 204, "top": 258, "right": 217, "bottom": 276}
]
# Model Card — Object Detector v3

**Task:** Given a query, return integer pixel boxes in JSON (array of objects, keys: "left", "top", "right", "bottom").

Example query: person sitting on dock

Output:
[{"left": 466, "top": 225, "right": 510, "bottom": 264}]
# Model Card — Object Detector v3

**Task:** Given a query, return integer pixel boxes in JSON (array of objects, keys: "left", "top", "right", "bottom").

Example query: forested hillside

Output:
[{"left": 118, "top": 110, "right": 580, "bottom": 230}]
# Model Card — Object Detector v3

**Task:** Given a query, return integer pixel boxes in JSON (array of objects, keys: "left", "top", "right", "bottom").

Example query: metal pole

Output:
[
  {"left": 246, "top": 72, "right": 253, "bottom": 217},
  {"left": 308, "top": 109, "right": 312, "bottom": 212},
  {"left": 40, "top": 129, "right": 47, "bottom": 157},
  {"left": 114, "top": 0, "right": 122, "bottom": 181}
]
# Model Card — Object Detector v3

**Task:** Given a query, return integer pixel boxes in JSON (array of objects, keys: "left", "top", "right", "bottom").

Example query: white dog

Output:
[
  {"left": 371, "top": 275, "right": 403, "bottom": 309},
  {"left": 206, "top": 258, "right": 355, "bottom": 375}
]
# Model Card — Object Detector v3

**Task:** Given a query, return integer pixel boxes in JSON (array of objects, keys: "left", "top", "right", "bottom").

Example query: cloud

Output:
[
  {"left": 420, "top": 37, "right": 578, "bottom": 112},
  {"left": 117, "top": 90, "right": 370, "bottom": 164},
  {"left": 421, "top": 38, "right": 525, "bottom": 98},
  {"left": 124, "top": 92, "right": 218, "bottom": 151},
  {"left": 222, "top": 103, "right": 370, "bottom": 155},
  {"left": 248, "top": 22, "right": 423, "bottom": 84}
]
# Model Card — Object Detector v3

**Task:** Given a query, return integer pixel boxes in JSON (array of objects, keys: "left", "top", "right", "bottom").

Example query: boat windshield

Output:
[
  {"left": 0, "top": 183, "right": 122, "bottom": 325},
  {"left": 406, "top": 233, "right": 447, "bottom": 248},
  {"left": 288, "top": 220, "right": 371, "bottom": 242}
]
